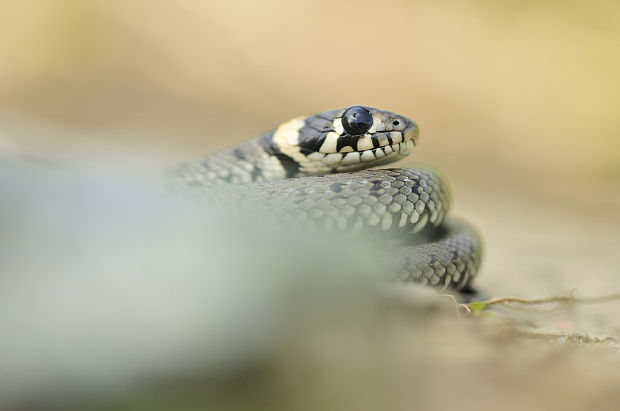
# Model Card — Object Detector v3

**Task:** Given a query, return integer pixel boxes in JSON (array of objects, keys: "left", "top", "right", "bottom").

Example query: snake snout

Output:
[{"left": 403, "top": 121, "right": 419, "bottom": 146}]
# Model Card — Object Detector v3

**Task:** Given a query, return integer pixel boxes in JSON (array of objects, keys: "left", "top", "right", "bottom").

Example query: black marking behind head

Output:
[
  {"left": 273, "top": 152, "right": 300, "bottom": 178},
  {"left": 259, "top": 132, "right": 300, "bottom": 178}
]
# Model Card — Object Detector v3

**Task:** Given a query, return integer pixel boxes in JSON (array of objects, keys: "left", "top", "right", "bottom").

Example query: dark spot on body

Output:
[
  {"left": 232, "top": 148, "right": 245, "bottom": 160},
  {"left": 258, "top": 132, "right": 276, "bottom": 149},
  {"left": 370, "top": 179, "right": 383, "bottom": 191},
  {"left": 250, "top": 166, "right": 262, "bottom": 181},
  {"left": 330, "top": 183, "right": 345, "bottom": 192}
]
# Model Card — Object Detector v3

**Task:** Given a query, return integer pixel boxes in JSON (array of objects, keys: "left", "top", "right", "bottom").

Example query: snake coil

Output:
[{"left": 176, "top": 106, "right": 482, "bottom": 291}]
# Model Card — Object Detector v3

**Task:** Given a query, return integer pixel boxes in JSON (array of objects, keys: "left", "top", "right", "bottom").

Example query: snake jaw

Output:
[{"left": 327, "top": 114, "right": 418, "bottom": 171}]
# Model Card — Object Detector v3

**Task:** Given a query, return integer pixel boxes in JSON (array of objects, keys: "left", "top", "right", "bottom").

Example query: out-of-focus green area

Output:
[{"left": 1, "top": 0, "right": 619, "bottom": 182}]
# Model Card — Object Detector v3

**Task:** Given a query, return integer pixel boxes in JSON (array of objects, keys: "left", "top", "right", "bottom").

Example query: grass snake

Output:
[{"left": 176, "top": 106, "right": 482, "bottom": 291}]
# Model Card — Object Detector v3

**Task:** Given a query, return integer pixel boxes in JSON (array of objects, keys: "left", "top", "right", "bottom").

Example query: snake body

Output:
[{"left": 177, "top": 106, "right": 482, "bottom": 291}]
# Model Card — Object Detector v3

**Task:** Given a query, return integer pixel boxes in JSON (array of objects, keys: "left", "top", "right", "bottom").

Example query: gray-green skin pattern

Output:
[{"left": 176, "top": 106, "right": 482, "bottom": 291}]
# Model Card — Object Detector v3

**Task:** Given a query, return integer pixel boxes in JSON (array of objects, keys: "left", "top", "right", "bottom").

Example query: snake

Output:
[{"left": 175, "top": 106, "right": 483, "bottom": 291}]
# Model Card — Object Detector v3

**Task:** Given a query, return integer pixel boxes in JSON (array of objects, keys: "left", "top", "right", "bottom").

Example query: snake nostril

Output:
[{"left": 392, "top": 120, "right": 400, "bottom": 126}]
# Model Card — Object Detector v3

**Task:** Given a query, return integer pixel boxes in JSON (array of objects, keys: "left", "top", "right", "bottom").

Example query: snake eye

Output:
[{"left": 342, "top": 106, "right": 373, "bottom": 135}]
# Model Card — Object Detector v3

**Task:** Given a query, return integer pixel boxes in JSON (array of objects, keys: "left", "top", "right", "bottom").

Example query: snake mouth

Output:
[
  {"left": 304, "top": 123, "right": 418, "bottom": 170},
  {"left": 402, "top": 123, "right": 419, "bottom": 146}
]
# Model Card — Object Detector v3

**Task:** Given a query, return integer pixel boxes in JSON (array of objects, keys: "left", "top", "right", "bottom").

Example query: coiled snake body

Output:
[{"left": 177, "top": 106, "right": 482, "bottom": 291}]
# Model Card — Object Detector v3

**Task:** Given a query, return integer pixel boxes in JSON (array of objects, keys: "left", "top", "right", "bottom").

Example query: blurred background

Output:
[
  {"left": 1, "top": 0, "right": 620, "bottom": 409},
  {"left": 2, "top": 0, "right": 619, "bottom": 292}
]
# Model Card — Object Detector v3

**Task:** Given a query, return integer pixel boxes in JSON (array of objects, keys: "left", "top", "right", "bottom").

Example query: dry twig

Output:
[{"left": 465, "top": 289, "right": 620, "bottom": 313}]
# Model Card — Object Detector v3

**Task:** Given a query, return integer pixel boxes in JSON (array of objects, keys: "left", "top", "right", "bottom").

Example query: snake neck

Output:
[{"left": 176, "top": 132, "right": 302, "bottom": 185}]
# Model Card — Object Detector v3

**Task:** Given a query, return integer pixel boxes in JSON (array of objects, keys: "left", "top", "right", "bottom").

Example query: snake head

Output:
[{"left": 271, "top": 106, "right": 419, "bottom": 175}]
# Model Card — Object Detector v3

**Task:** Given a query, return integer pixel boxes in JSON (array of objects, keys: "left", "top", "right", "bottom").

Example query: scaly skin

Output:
[{"left": 174, "top": 106, "right": 483, "bottom": 291}]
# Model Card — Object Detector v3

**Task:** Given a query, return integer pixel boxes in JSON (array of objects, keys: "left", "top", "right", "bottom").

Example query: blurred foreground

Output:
[{"left": 2, "top": 158, "right": 620, "bottom": 411}]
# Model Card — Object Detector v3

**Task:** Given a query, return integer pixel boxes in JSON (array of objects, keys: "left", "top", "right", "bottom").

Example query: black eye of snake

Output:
[{"left": 342, "top": 106, "right": 373, "bottom": 135}]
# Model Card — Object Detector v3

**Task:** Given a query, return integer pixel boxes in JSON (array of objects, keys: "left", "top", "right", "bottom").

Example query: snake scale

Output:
[{"left": 176, "top": 106, "right": 482, "bottom": 291}]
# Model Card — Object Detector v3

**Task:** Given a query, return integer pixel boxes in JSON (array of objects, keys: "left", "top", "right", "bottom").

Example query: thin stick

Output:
[
  {"left": 467, "top": 290, "right": 620, "bottom": 312},
  {"left": 438, "top": 293, "right": 470, "bottom": 316}
]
